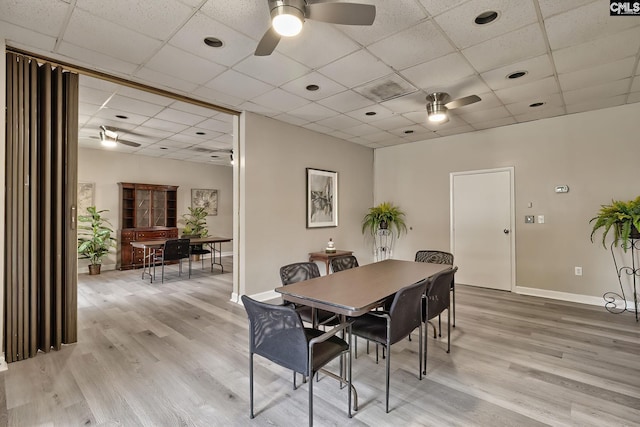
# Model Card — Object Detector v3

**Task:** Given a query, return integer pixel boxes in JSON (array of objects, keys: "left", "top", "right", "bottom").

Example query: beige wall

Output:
[
  {"left": 79, "top": 147, "right": 233, "bottom": 270},
  {"left": 240, "top": 113, "right": 374, "bottom": 297},
  {"left": 374, "top": 102, "right": 640, "bottom": 300}
]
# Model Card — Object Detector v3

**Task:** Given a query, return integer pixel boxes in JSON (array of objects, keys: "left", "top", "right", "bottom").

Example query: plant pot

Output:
[
  {"left": 379, "top": 221, "right": 388, "bottom": 230},
  {"left": 88, "top": 264, "right": 101, "bottom": 275}
]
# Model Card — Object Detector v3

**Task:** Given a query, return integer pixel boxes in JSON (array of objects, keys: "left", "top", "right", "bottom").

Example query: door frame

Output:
[{"left": 449, "top": 166, "right": 516, "bottom": 291}]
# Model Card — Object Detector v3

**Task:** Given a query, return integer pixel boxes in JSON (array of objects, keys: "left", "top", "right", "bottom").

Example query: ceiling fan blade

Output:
[
  {"left": 117, "top": 139, "right": 141, "bottom": 148},
  {"left": 306, "top": 2, "right": 376, "bottom": 25},
  {"left": 445, "top": 94, "right": 481, "bottom": 110},
  {"left": 255, "top": 26, "right": 281, "bottom": 56}
]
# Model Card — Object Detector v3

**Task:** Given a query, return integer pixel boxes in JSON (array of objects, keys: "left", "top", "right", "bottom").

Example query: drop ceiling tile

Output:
[
  {"left": 0, "top": 0, "right": 70, "bottom": 37},
  {"left": 287, "top": 103, "right": 339, "bottom": 123},
  {"left": 273, "top": 113, "right": 311, "bottom": 127},
  {"left": 303, "top": 122, "right": 334, "bottom": 134},
  {"left": 128, "top": 126, "right": 174, "bottom": 139},
  {"left": 315, "top": 115, "right": 363, "bottom": 131},
  {"left": 435, "top": 124, "right": 475, "bottom": 136},
  {"left": 327, "top": 130, "right": 354, "bottom": 141},
  {"left": 237, "top": 101, "right": 280, "bottom": 117},
  {"left": 205, "top": 69, "right": 273, "bottom": 101},
  {"left": 106, "top": 95, "right": 167, "bottom": 117},
  {"left": 345, "top": 104, "right": 396, "bottom": 122},
  {"left": 418, "top": 0, "right": 470, "bottom": 17},
  {"left": 92, "top": 109, "right": 150, "bottom": 126},
  {"left": 471, "top": 116, "right": 517, "bottom": 130},
  {"left": 117, "top": 86, "right": 175, "bottom": 107},
  {"left": 495, "top": 76, "right": 559, "bottom": 104},
  {"left": 400, "top": 53, "right": 475, "bottom": 92},
  {"left": 63, "top": 8, "right": 162, "bottom": 64},
  {"left": 276, "top": 20, "right": 361, "bottom": 69},
  {"left": 480, "top": 54, "right": 554, "bottom": 91},
  {"left": 234, "top": 52, "right": 310, "bottom": 86},
  {"left": 199, "top": 117, "right": 234, "bottom": 134},
  {"left": 462, "top": 23, "right": 547, "bottom": 72},
  {"left": 553, "top": 27, "right": 640, "bottom": 74},
  {"left": 58, "top": 42, "right": 139, "bottom": 75},
  {"left": 515, "top": 105, "right": 566, "bottom": 123},
  {"left": 154, "top": 108, "right": 208, "bottom": 127},
  {"left": 402, "top": 111, "right": 429, "bottom": 124},
  {"left": 632, "top": 76, "right": 640, "bottom": 92},
  {"left": 457, "top": 92, "right": 504, "bottom": 112},
  {"left": 252, "top": 88, "right": 311, "bottom": 112},
  {"left": 169, "top": 100, "right": 221, "bottom": 118},
  {"left": 458, "top": 105, "right": 512, "bottom": 124},
  {"left": 341, "top": 123, "right": 382, "bottom": 137},
  {"left": 1, "top": 22, "right": 57, "bottom": 52},
  {"left": 369, "top": 115, "right": 414, "bottom": 131},
  {"left": 135, "top": 67, "right": 199, "bottom": 93},
  {"left": 362, "top": 131, "right": 396, "bottom": 143},
  {"left": 368, "top": 20, "right": 455, "bottom": 70},
  {"left": 168, "top": 12, "right": 256, "bottom": 68},
  {"left": 337, "top": 0, "right": 429, "bottom": 46},
  {"left": 566, "top": 94, "right": 627, "bottom": 114},
  {"left": 146, "top": 45, "right": 226, "bottom": 85},
  {"left": 505, "top": 93, "right": 563, "bottom": 115},
  {"left": 199, "top": 0, "right": 267, "bottom": 41},
  {"left": 142, "top": 118, "right": 190, "bottom": 133},
  {"left": 423, "top": 115, "right": 470, "bottom": 131},
  {"left": 434, "top": 0, "right": 538, "bottom": 49},
  {"left": 154, "top": 139, "right": 194, "bottom": 149},
  {"left": 76, "top": 0, "right": 194, "bottom": 40},
  {"left": 193, "top": 86, "right": 244, "bottom": 108},
  {"left": 78, "top": 86, "right": 113, "bottom": 106},
  {"left": 627, "top": 92, "right": 640, "bottom": 104},
  {"left": 558, "top": 57, "right": 636, "bottom": 92},
  {"left": 317, "top": 49, "right": 394, "bottom": 88},
  {"left": 179, "top": 128, "right": 222, "bottom": 141},
  {"left": 280, "top": 72, "right": 348, "bottom": 101},
  {"left": 563, "top": 79, "right": 631, "bottom": 104},
  {"left": 379, "top": 91, "right": 427, "bottom": 114},
  {"left": 545, "top": 1, "right": 640, "bottom": 50},
  {"left": 317, "top": 90, "right": 374, "bottom": 113},
  {"left": 538, "top": 0, "right": 599, "bottom": 18}
]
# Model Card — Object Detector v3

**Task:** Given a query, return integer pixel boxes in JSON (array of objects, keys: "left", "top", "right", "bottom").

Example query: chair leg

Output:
[
  {"left": 161, "top": 261, "right": 165, "bottom": 283},
  {"left": 418, "top": 321, "right": 423, "bottom": 380},
  {"left": 293, "top": 370, "right": 297, "bottom": 390},
  {"left": 447, "top": 305, "right": 451, "bottom": 354},
  {"left": 249, "top": 353, "right": 254, "bottom": 419},
  {"left": 385, "top": 342, "right": 391, "bottom": 413},
  {"left": 423, "top": 317, "right": 428, "bottom": 375},
  {"left": 452, "top": 283, "right": 456, "bottom": 328},
  {"left": 309, "top": 369, "right": 314, "bottom": 427},
  {"left": 438, "top": 314, "right": 442, "bottom": 337},
  {"left": 347, "top": 325, "right": 352, "bottom": 418}
]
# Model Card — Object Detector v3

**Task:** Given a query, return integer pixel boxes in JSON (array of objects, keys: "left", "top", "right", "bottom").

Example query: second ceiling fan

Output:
[
  {"left": 255, "top": 0, "right": 376, "bottom": 56},
  {"left": 425, "top": 92, "right": 481, "bottom": 124}
]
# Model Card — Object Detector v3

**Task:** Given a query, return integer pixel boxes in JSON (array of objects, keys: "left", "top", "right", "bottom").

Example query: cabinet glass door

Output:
[
  {"left": 152, "top": 191, "right": 166, "bottom": 226},
  {"left": 136, "top": 189, "right": 151, "bottom": 227}
]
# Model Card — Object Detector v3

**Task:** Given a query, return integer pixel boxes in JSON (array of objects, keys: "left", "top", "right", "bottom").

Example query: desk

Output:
[
  {"left": 131, "top": 236, "right": 232, "bottom": 281},
  {"left": 309, "top": 249, "right": 353, "bottom": 275}
]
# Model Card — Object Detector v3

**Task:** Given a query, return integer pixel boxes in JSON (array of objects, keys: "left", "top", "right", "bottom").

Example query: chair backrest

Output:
[
  {"left": 280, "top": 262, "right": 320, "bottom": 285},
  {"left": 425, "top": 267, "right": 457, "bottom": 321},
  {"left": 241, "top": 295, "right": 308, "bottom": 374},
  {"left": 387, "top": 278, "right": 428, "bottom": 345},
  {"left": 415, "top": 250, "right": 453, "bottom": 265},
  {"left": 163, "top": 238, "right": 191, "bottom": 262},
  {"left": 330, "top": 255, "right": 359, "bottom": 273}
]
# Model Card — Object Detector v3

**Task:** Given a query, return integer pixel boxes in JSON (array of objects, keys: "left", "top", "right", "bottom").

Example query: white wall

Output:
[
  {"left": 79, "top": 147, "right": 233, "bottom": 270},
  {"left": 374, "top": 102, "right": 640, "bottom": 301},
  {"left": 240, "top": 113, "right": 374, "bottom": 297}
]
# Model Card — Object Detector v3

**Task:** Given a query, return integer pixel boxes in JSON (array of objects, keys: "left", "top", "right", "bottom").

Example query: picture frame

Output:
[
  {"left": 191, "top": 189, "right": 218, "bottom": 216},
  {"left": 77, "top": 182, "right": 95, "bottom": 216},
  {"left": 306, "top": 168, "right": 338, "bottom": 228}
]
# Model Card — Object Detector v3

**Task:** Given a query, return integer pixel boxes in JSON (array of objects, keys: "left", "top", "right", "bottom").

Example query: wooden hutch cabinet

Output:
[{"left": 118, "top": 182, "right": 179, "bottom": 270}]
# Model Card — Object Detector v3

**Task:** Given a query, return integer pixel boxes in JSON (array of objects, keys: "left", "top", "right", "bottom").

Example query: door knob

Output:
[{"left": 503, "top": 229, "right": 510, "bottom": 234}]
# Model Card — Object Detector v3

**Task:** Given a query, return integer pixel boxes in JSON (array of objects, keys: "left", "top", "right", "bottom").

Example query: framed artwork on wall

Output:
[
  {"left": 191, "top": 189, "right": 218, "bottom": 216},
  {"left": 306, "top": 168, "right": 338, "bottom": 228},
  {"left": 77, "top": 182, "right": 95, "bottom": 216}
]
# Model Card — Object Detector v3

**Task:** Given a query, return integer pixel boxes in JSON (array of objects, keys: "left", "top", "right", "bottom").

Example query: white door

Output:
[{"left": 451, "top": 168, "right": 514, "bottom": 291}]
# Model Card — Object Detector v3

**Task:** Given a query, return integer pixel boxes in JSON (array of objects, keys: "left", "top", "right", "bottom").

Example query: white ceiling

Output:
[{"left": 2, "top": 0, "right": 640, "bottom": 164}]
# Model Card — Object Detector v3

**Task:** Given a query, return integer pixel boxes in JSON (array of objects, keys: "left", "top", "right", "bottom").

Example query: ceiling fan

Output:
[
  {"left": 425, "top": 92, "right": 481, "bottom": 124},
  {"left": 209, "top": 148, "right": 234, "bottom": 163},
  {"left": 98, "top": 125, "right": 141, "bottom": 148},
  {"left": 255, "top": 0, "right": 376, "bottom": 56}
]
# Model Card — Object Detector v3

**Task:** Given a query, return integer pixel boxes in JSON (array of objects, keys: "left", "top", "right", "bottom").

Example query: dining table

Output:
[{"left": 274, "top": 258, "right": 453, "bottom": 411}]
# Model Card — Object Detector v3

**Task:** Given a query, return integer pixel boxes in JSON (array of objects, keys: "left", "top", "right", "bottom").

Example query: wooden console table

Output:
[{"left": 309, "top": 249, "right": 353, "bottom": 275}]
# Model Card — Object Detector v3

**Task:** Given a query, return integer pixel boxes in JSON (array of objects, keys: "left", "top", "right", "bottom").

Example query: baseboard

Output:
[
  {"left": 0, "top": 354, "right": 7, "bottom": 372},
  {"left": 232, "top": 289, "right": 281, "bottom": 306},
  {"left": 515, "top": 286, "right": 636, "bottom": 309},
  {"left": 78, "top": 264, "right": 118, "bottom": 275}
]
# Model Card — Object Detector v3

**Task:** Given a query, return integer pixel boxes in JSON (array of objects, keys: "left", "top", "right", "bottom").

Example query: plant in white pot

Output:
[{"left": 77, "top": 206, "right": 116, "bottom": 275}]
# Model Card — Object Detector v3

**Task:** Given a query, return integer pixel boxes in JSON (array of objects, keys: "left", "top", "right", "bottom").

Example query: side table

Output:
[{"left": 309, "top": 249, "right": 354, "bottom": 275}]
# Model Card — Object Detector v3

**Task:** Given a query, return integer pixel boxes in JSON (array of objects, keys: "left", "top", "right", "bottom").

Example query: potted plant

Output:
[
  {"left": 590, "top": 196, "right": 640, "bottom": 252},
  {"left": 77, "top": 206, "right": 116, "bottom": 275},
  {"left": 362, "top": 202, "right": 408, "bottom": 237},
  {"left": 181, "top": 206, "right": 209, "bottom": 237}
]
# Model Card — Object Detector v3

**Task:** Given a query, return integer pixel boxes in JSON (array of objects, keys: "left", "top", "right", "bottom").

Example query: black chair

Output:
[
  {"left": 241, "top": 295, "right": 351, "bottom": 426},
  {"left": 415, "top": 250, "right": 456, "bottom": 328},
  {"left": 189, "top": 244, "right": 212, "bottom": 270},
  {"left": 280, "top": 262, "right": 337, "bottom": 327},
  {"left": 153, "top": 238, "right": 191, "bottom": 283},
  {"left": 330, "top": 255, "right": 359, "bottom": 273},
  {"left": 351, "top": 278, "right": 427, "bottom": 413},
  {"left": 423, "top": 267, "right": 457, "bottom": 374}
]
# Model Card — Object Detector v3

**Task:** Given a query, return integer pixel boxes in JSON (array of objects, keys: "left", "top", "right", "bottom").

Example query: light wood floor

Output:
[{"left": 1, "top": 260, "right": 639, "bottom": 426}]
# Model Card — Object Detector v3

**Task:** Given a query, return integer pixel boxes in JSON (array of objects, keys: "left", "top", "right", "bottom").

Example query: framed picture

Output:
[
  {"left": 77, "top": 182, "right": 95, "bottom": 216},
  {"left": 307, "top": 168, "right": 338, "bottom": 228},
  {"left": 191, "top": 189, "right": 218, "bottom": 216}
]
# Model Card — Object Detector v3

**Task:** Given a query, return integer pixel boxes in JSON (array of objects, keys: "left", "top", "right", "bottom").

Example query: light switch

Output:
[
  {"left": 525, "top": 215, "right": 534, "bottom": 223},
  {"left": 537, "top": 215, "right": 545, "bottom": 224}
]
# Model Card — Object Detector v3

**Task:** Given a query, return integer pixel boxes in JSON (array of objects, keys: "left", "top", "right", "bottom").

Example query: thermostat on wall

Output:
[{"left": 555, "top": 185, "right": 569, "bottom": 193}]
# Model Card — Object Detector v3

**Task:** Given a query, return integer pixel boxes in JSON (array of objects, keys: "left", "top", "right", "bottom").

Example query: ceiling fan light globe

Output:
[
  {"left": 101, "top": 139, "right": 117, "bottom": 148},
  {"left": 426, "top": 101, "right": 448, "bottom": 123},
  {"left": 428, "top": 112, "right": 448, "bottom": 123},
  {"left": 272, "top": 6, "right": 304, "bottom": 37}
]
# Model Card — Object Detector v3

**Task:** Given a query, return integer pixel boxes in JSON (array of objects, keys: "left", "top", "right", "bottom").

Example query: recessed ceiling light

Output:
[
  {"left": 306, "top": 84, "right": 319, "bottom": 91},
  {"left": 475, "top": 11, "right": 498, "bottom": 25},
  {"left": 404, "top": 130, "right": 414, "bottom": 134},
  {"left": 160, "top": 147, "right": 168, "bottom": 150},
  {"left": 210, "top": 155, "right": 219, "bottom": 158},
  {"left": 115, "top": 114, "right": 128, "bottom": 119},
  {"left": 507, "top": 71, "right": 527, "bottom": 79},
  {"left": 196, "top": 131, "right": 206, "bottom": 135},
  {"left": 204, "top": 37, "right": 224, "bottom": 48},
  {"left": 529, "top": 102, "right": 545, "bottom": 107},
  {"left": 365, "top": 111, "right": 377, "bottom": 116}
]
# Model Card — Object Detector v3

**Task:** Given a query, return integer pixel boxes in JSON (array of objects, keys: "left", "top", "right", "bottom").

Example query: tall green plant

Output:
[
  {"left": 590, "top": 196, "right": 640, "bottom": 251},
  {"left": 77, "top": 206, "right": 116, "bottom": 265},
  {"left": 361, "top": 202, "right": 407, "bottom": 237},
  {"left": 182, "top": 206, "right": 208, "bottom": 237}
]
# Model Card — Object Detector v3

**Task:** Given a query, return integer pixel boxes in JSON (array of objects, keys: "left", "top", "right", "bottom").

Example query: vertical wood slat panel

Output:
[
  {"left": 16, "top": 56, "right": 25, "bottom": 361},
  {"left": 53, "top": 67, "right": 64, "bottom": 351},
  {"left": 40, "top": 64, "right": 52, "bottom": 353},
  {"left": 5, "top": 53, "right": 16, "bottom": 363},
  {"left": 28, "top": 59, "right": 38, "bottom": 358}
]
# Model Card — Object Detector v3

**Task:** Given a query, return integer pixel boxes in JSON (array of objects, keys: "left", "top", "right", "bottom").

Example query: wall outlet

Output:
[
  {"left": 525, "top": 215, "right": 535, "bottom": 223},
  {"left": 537, "top": 215, "right": 545, "bottom": 224},
  {"left": 575, "top": 266, "right": 582, "bottom": 276}
]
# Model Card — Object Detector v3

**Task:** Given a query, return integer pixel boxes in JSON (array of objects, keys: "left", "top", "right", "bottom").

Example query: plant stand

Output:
[
  {"left": 604, "top": 239, "right": 639, "bottom": 321},
  {"left": 374, "top": 229, "right": 394, "bottom": 261}
]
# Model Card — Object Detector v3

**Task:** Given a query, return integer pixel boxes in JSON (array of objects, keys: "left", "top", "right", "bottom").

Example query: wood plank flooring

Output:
[{"left": 1, "top": 260, "right": 639, "bottom": 426}]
